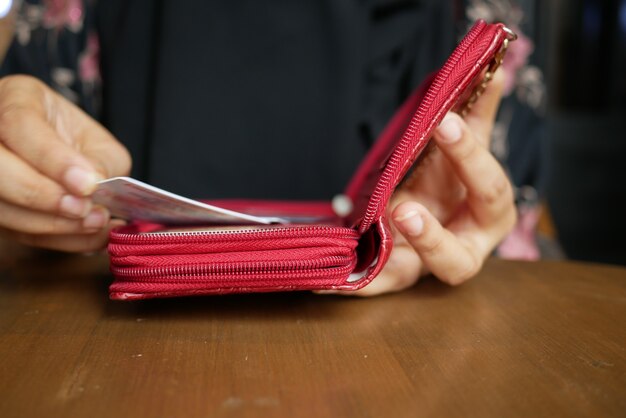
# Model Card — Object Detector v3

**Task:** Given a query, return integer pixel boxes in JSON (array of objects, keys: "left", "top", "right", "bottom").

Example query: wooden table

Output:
[{"left": 0, "top": 253, "right": 625, "bottom": 418}]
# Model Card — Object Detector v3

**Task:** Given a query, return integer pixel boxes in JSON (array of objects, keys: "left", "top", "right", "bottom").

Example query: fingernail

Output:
[
  {"left": 64, "top": 166, "right": 99, "bottom": 196},
  {"left": 437, "top": 114, "right": 462, "bottom": 143},
  {"left": 83, "top": 208, "right": 109, "bottom": 229},
  {"left": 59, "top": 195, "right": 92, "bottom": 218},
  {"left": 394, "top": 210, "right": 424, "bottom": 236}
]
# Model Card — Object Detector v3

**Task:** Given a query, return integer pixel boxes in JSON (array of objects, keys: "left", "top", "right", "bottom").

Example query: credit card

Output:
[{"left": 92, "top": 177, "right": 287, "bottom": 225}]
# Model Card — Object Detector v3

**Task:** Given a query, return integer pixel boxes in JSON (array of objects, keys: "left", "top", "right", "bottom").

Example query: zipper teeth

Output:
[
  {"left": 111, "top": 225, "right": 359, "bottom": 244},
  {"left": 111, "top": 265, "right": 353, "bottom": 286},
  {"left": 112, "top": 256, "right": 355, "bottom": 281},
  {"left": 359, "top": 22, "right": 489, "bottom": 232}
]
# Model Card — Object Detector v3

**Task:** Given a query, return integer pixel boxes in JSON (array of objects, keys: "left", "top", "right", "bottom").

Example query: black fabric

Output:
[
  {"left": 547, "top": 112, "right": 626, "bottom": 265},
  {"left": 97, "top": 0, "right": 454, "bottom": 199}
]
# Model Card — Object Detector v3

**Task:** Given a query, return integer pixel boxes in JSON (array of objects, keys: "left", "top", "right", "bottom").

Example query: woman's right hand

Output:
[{"left": 0, "top": 75, "right": 131, "bottom": 252}]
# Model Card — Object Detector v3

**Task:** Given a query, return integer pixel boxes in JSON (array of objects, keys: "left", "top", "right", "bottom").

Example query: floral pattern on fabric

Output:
[
  {"left": 462, "top": 0, "right": 548, "bottom": 260},
  {"left": 4, "top": 0, "right": 100, "bottom": 115},
  {"left": 466, "top": 0, "right": 545, "bottom": 111}
]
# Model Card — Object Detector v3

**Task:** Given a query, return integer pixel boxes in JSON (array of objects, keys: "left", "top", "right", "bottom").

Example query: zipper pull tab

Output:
[{"left": 332, "top": 194, "right": 353, "bottom": 218}]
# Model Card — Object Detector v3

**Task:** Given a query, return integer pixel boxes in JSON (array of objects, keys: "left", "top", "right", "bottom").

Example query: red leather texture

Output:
[{"left": 107, "top": 20, "right": 512, "bottom": 300}]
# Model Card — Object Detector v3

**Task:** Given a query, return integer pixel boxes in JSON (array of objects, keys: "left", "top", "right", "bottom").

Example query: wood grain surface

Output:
[{"left": 0, "top": 253, "right": 625, "bottom": 418}]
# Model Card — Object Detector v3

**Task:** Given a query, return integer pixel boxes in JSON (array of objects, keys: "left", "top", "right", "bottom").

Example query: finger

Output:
[
  {"left": 0, "top": 145, "right": 92, "bottom": 218},
  {"left": 0, "top": 104, "right": 102, "bottom": 196},
  {"left": 433, "top": 113, "right": 515, "bottom": 226},
  {"left": 315, "top": 244, "right": 423, "bottom": 297},
  {"left": 0, "top": 75, "right": 131, "bottom": 193},
  {"left": 464, "top": 69, "right": 505, "bottom": 145},
  {"left": 72, "top": 110, "right": 132, "bottom": 179},
  {"left": 392, "top": 201, "right": 483, "bottom": 286},
  {"left": 12, "top": 219, "right": 125, "bottom": 253},
  {"left": 0, "top": 200, "right": 110, "bottom": 235},
  {"left": 50, "top": 87, "right": 132, "bottom": 178}
]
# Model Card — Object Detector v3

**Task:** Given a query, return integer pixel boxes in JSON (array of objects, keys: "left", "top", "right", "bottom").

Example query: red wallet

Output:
[{"left": 107, "top": 20, "right": 516, "bottom": 300}]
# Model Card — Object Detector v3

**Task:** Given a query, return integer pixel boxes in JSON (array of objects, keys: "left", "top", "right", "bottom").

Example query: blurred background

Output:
[
  {"left": 0, "top": 0, "right": 624, "bottom": 267},
  {"left": 459, "top": 0, "right": 625, "bottom": 267},
  {"left": 544, "top": 0, "right": 626, "bottom": 266}
]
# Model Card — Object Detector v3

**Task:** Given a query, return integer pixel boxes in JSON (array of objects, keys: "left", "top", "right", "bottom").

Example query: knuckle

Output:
[
  {"left": 0, "top": 103, "right": 24, "bottom": 130},
  {"left": 419, "top": 232, "right": 445, "bottom": 257},
  {"left": 46, "top": 215, "right": 78, "bottom": 235},
  {"left": 475, "top": 187, "right": 500, "bottom": 206},
  {"left": 492, "top": 184, "right": 518, "bottom": 235},
  {"left": 0, "top": 74, "right": 45, "bottom": 93},
  {"left": 455, "top": 137, "right": 479, "bottom": 165},
  {"left": 501, "top": 177, "right": 515, "bottom": 202},
  {"left": 443, "top": 254, "right": 482, "bottom": 286},
  {"left": 458, "top": 255, "right": 482, "bottom": 283},
  {"left": 88, "top": 138, "right": 132, "bottom": 178},
  {"left": 0, "top": 105, "right": 38, "bottom": 142},
  {"left": 475, "top": 175, "right": 511, "bottom": 206},
  {"left": 0, "top": 76, "right": 48, "bottom": 140},
  {"left": 17, "top": 180, "right": 46, "bottom": 208},
  {"left": 503, "top": 205, "right": 518, "bottom": 233}
]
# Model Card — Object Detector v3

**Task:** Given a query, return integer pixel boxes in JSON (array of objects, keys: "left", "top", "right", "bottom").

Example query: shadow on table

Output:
[
  {"left": 1, "top": 252, "right": 456, "bottom": 326},
  {"left": 102, "top": 274, "right": 454, "bottom": 322}
]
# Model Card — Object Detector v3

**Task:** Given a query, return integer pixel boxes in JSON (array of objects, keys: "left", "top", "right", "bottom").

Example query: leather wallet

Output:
[{"left": 107, "top": 20, "right": 516, "bottom": 300}]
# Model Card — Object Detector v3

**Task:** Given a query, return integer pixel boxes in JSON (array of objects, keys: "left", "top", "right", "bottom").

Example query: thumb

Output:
[
  {"left": 78, "top": 119, "right": 132, "bottom": 181},
  {"left": 60, "top": 95, "right": 132, "bottom": 181}
]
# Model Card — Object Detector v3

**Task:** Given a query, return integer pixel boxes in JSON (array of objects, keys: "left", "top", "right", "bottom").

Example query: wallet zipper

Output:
[
  {"left": 111, "top": 256, "right": 356, "bottom": 281},
  {"left": 357, "top": 21, "right": 499, "bottom": 234},
  {"left": 109, "top": 225, "right": 359, "bottom": 280},
  {"left": 111, "top": 225, "right": 359, "bottom": 243}
]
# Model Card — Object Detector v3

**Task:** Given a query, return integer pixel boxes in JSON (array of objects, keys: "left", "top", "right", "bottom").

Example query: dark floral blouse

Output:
[
  {"left": 1, "top": 0, "right": 546, "bottom": 260},
  {"left": 4, "top": 0, "right": 100, "bottom": 114}
]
